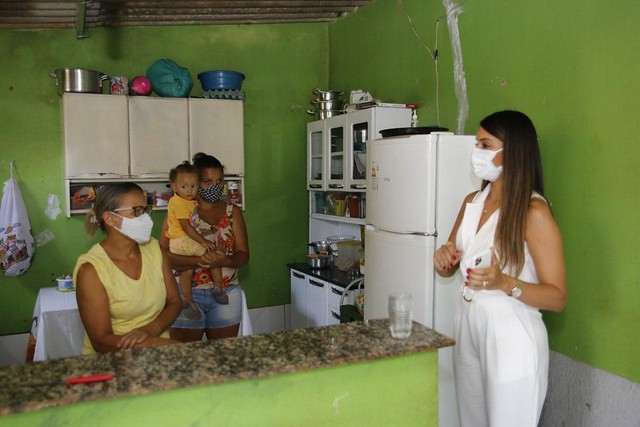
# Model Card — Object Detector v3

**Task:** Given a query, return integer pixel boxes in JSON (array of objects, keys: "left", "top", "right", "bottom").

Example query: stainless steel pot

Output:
[
  {"left": 312, "top": 88, "right": 344, "bottom": 100},
  {"left": 309, "top": 240, "right": 331, "bottom": 254},
  {"left": 50, "top": 68, "right": 109, "bottom": 95},
  {"left": 310, "top": 99, "right": 345, "bottom": 110},
  {"left": 308, "top": 254, "right": 330, "bottom": 269},
  {"left": 306, "top": 108, "right": 344, "bottom": 119}
]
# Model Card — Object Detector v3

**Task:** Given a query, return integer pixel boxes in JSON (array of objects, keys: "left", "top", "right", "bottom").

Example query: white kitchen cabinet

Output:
[
  {"left": 306, "top": 107, "right": 411, "bottom": 227},
  {"left": 63, "top": 93, "right": 129, "bottom": 177},
  {"left": 62, "top": 94, "right": 245, "bottom": 216},
  {"left": 63, "top": 94, "right": 243, "bottom": 178},
  {"left": 307, "top": 119, "right": 325, "bottom": 190},
  {"left": 327, "top": 283, "right": 354, "bottom": 326},
  {"left": 306, "top": 276, "right": 328, "bottom": 327},
  {"left": 326, "top": 114, "right": 348, "bottom": 191},
  {"left": 129, "top": 97, "right": 189, "bottom": 177},
  {"left": 306, "top": 107, "right": 412, "bottom": 193},
  {"left": 290, "top": 270, "right": 307, "bottom": 330},
  {"left": 289, "top": 269, "right": 355, "bottom": 329},
  {"left": 189, "top": 98, "right": 244, "bottom": 175},
  {"left": 289, "top": 270, "right": 328, "bottom": 329}
]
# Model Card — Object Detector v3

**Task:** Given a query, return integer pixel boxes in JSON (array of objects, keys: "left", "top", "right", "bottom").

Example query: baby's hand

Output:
[{"left": 203, "top": 241, "right": 216, "bottom": 252}]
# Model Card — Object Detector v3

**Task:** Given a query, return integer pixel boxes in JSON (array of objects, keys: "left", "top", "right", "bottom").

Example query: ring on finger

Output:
[{"left": 482, "top": 280, "right": 488, "bottom": 288}]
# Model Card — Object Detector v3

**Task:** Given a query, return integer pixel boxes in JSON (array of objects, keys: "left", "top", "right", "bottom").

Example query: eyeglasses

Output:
[{"left": 112, "top": 205, "right": 153, "bottom": 217}]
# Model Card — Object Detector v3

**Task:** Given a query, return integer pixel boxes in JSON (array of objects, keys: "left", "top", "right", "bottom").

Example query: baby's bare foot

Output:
[{"left": 213, "top": 286, "right": 229, "bottom": 305}]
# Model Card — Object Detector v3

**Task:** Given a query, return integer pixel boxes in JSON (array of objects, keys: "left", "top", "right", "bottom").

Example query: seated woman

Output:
[
  {"left": 160, "top": 152, "right": 250, "bottom": 342},
  {"left": 74, "top": 183, "right": 181, "bottom": 354}
]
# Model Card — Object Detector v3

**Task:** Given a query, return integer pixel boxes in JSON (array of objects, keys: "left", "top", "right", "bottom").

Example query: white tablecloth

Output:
[
  {"left": 31, "top": 287, "right": 84, "bottom": 361},
  {"left": 31, "top": 287, "right": 252, "bottom": 361}
]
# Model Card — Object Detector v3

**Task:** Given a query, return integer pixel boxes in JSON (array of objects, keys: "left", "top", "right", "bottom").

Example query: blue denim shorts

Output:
[{"left": 172, "top": 285, "right": 242, "bottom": 329}]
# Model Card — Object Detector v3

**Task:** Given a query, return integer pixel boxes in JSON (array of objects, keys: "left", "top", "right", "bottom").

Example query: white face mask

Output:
[
  {"left": 112, "top": 212, "right": 154, "bottom": 244},
  {"left": 470, "top": 147, "right": 503, "bottom": 182}
]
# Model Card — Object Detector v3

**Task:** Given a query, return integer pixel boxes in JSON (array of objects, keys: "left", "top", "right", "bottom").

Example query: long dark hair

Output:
[{"left": 480, "top": 110, "right": 545, "bottom": 275}]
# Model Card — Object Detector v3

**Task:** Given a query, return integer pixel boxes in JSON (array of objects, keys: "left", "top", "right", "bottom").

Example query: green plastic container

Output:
[{"left": 340, "top": 304, "right": 363, "bottom": 323}]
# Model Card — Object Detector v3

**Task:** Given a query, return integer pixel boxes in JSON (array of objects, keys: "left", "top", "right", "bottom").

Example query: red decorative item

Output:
[{"left": 130, "top": 76, "right": 152, "bottom": 96}]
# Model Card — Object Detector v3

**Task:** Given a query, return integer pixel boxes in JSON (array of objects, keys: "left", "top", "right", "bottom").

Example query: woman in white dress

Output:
[{"left": 433, "top": 110, "right": 566, "bottom": 427}]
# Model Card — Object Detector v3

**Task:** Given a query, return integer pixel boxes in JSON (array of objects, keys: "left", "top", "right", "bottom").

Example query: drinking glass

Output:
[{"left": 388, "top": 292, "right": 412, "bottom": 338}]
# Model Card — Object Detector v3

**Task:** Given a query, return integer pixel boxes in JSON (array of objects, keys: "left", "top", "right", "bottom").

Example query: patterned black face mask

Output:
[{"left": 198, "top": 184, "right": 224, "bottom": 203}]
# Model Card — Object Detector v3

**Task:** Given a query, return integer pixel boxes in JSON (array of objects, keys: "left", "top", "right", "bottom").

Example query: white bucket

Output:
[{"left": 57, "top": 277, "right": 74, "bottom": 292}]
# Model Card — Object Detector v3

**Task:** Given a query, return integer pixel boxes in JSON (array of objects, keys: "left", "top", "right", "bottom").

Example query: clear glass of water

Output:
[{"left": 388, "top": 292, "right": 412, "bottom": 338}]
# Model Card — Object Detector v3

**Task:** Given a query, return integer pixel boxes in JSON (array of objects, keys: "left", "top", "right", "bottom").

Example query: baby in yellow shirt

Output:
[{"left": 166, "top": 162, "right": 228, "bottom": 310}]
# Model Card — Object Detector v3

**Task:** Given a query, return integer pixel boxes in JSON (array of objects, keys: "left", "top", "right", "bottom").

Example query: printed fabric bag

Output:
[{"left": 0, "top": 162, "right": 35, "bottom": 276}]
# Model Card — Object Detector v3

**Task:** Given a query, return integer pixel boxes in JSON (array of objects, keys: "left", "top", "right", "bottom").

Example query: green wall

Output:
[
  {"left": 0, "top": 24, "right": 322, "bottom": 334},
  {"left": 329, "top": 0, "right": 639, "bottom": 383}
]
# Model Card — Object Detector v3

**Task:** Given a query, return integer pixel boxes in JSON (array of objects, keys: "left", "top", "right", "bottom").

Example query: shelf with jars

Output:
[
  {"left": 309, "top": 191, "right": 366, "bottom": 225},
  {"left": 65, "top": 175, "right": 244, "bottom": 217}
]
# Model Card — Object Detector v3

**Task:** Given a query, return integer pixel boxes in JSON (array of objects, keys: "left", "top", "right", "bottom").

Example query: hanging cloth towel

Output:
[{"left": 0, "top": 161, "right": 35, "bottom": 276}]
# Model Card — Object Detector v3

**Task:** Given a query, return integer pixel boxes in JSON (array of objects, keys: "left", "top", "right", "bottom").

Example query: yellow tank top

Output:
[{"left": 73, "top": 238, "right": 169, "bottom": 354}]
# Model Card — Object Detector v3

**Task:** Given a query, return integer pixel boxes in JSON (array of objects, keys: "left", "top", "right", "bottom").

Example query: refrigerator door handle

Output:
[
  {"left": 365, "top": 224, "right": 437, "bottom": 237},
  {"left": 417, "top": 231, "right": 437, "bottom": 237}
]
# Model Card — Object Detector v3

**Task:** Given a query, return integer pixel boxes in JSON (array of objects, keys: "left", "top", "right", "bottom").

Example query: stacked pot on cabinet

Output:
[{"left": 307, "top": 88, "right": 345, "bottom": 119}]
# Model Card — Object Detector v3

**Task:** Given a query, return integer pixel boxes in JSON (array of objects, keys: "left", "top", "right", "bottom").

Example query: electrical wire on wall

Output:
[
  {"left": 398, "top": 0, "right": 441, "bottom": 126},
  {"left": 399, "top": 0, "right": 469, "bottom": 134}
]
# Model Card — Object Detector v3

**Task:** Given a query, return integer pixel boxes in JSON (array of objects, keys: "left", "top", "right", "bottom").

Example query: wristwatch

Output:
[{"left": 510, "top": 280, "right": 523, "bottom": 298}]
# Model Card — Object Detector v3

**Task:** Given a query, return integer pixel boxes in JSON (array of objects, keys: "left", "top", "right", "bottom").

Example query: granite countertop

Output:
[
  {"left": 0, "top": 319, "right": 454, "bottom": 416},
  {"left": 288, "top": 262, "right": 363, "bottom": 288}
]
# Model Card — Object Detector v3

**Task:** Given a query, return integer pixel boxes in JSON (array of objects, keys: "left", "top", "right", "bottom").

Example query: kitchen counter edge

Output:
[{"left": 0, "top": 319, "right": 453, "bottom": 416}]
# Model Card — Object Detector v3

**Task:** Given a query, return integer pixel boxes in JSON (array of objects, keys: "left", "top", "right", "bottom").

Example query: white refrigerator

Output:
[{"left": 364, "top": 132, "right": 479, "bottom": 427}]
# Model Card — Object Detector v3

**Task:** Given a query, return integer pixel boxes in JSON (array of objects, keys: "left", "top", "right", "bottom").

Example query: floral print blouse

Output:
[{"left": 190, "top": 203, "right": 239, "bottom": 289}]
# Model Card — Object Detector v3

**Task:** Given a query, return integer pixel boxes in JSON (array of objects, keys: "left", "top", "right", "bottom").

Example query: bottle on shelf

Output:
[{"left": 227, "top": 181, "right": 241, "bottom": 205}]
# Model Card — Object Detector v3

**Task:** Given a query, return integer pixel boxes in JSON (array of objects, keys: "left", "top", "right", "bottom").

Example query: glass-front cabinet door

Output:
[
  {"left": 307, "top": 120, "right": 325, "bottom": 190},
  {"left": 326, "top": 115, "right": 347, "bottom": 190},
  {"left": 346, "top": 109, "right": 371, "bottom": 191}
]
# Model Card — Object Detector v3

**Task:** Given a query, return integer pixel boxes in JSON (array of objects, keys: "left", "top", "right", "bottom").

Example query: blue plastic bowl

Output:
[{"left": 197, "top": 70, "right": 245, "bottom": 91}]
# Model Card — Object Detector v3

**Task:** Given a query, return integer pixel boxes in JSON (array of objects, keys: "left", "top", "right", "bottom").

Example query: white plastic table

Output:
[{"left": 31, "top": 287, "right": 252, "bottom": 361}]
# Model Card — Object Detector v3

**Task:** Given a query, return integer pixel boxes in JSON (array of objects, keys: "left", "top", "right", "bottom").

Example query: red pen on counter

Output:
[{"left": 65, "top": 373, "right": 114, "bottom": 386}]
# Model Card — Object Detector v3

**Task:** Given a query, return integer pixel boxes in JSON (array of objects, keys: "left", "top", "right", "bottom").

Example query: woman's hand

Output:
[
  {"left": 434, "top": 194, "right": 474, "bottom": 278},
  {"left": 434, "top": 241, "right": 460, "bottom": 277},
  {"left": 117, "top": 328, "right": 151, "bottom": 349},
  {"left": 199, "top": 249, "right": 226, "bottom": 267},
  {"left": 465, "top": 252, "right": 509, "bottom": 292},
  {"left": 117, "top": 329, "right": 180, "bottom": 349}
]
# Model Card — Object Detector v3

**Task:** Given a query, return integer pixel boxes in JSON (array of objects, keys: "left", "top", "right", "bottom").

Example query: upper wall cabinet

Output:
[
  {"left": 129, "top": 97, "right": 190, "bottom": 177},
  {"left": 62, "top": 94, "right": 245, "bottom": 216},
  {"left": 63, "top": 94, "right": 130, "bottom": 177},
  {"left": 189, "top": 98, "right": 244, "bottom": 175},
  {"left": 63, "top": 94, "right": 244, "bottom": 179},
  {"left": 306, "top": 107, "right": 412, "bottom": 192}
]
